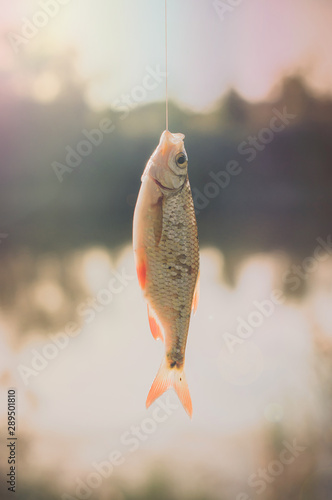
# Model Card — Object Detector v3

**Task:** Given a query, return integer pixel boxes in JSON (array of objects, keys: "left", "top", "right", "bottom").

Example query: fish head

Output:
[{"left": 146, "top": 130, "right": 188, "bottom": 192}]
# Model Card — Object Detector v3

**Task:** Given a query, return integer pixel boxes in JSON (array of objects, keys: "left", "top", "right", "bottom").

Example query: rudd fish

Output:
[{"left": 133, "top": 130, "right": 200, "bottom": 417}]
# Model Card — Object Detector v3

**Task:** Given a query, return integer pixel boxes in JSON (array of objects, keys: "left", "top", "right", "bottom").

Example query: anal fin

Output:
[{"left": 147, "top": 304, "right": 164, "bottom": 342}]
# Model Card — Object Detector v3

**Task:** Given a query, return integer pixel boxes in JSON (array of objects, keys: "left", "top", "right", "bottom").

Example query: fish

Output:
[{"left": 133, "top": 130, "right": 200, "bottom": 417}]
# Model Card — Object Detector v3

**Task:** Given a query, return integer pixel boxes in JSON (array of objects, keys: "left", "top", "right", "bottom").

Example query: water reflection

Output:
[{"left": 0, "top": 245, "right": 331, "bottom": 499}]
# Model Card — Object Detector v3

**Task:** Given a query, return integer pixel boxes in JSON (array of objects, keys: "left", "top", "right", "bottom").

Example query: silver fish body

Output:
[{"left": 133, "top": 130, "right": 199, "bottom": 417}]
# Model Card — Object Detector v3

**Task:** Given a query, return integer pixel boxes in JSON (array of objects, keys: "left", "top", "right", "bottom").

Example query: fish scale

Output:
[
  {"left": 146, "top": 179, "right": 199, "bottom": 365},
  {"left": 133, "top": 130, "right": 200, "bottom": 417}
]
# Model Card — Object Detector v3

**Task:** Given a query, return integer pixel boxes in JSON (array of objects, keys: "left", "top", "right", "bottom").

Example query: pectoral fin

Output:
[{"left": 135, "top": 253, "right": 147, "bottom": 290}]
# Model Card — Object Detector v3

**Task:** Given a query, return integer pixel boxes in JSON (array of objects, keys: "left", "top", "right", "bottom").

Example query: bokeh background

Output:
[{"left": 1, "top": 0, "right": 332, "bottom": 499}]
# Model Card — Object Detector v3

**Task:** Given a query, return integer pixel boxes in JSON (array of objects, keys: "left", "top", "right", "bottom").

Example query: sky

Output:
[{"left": 1, "top": 0, "right": 332, "bottom": 111}]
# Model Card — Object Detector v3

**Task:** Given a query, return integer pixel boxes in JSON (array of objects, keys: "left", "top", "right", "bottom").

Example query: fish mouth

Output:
[{"left": 159, "top": 130, "right": 185, "bottom": 156}]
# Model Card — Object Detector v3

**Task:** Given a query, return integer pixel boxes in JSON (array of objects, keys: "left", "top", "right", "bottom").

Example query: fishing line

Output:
[{"left": 165, "top": 0, "right": 168, "bottom": 131}]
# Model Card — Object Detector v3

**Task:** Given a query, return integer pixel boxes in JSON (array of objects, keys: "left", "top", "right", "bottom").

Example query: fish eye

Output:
[{"left": 175, "top": 153, "right": 187, "bottom": 168}]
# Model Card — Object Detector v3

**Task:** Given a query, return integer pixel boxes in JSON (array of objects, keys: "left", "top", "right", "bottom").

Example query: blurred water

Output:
[{"left": 1, "top": 244, "right": 332, "bottom": 499}]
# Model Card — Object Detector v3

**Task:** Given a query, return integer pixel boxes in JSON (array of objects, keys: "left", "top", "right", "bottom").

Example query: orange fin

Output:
[
  {"left": 192, "top": 271, "right": 200, "bottom": 315},
  {"left": 147, "top": 305, "right": 164, "bottom": 342},
  {"left": 136, "top": 258, "right": 146, "bottom": 290},
  {"left": 146, "top": 359, "right": 193, "bottom": 418}
]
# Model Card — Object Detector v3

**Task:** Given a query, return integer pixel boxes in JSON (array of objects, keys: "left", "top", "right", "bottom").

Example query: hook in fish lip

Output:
[{"left": 159, "top": 130, "right": 186, "bottom": 155}]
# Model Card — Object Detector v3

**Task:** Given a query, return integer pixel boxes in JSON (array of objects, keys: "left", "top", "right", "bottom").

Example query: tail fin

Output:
[{"left": 146, "top": 358, "right": 193, "bottom": 418}]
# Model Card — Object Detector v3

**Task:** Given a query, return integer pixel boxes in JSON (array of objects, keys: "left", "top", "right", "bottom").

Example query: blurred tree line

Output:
[{"left": 1, "top": 66, "right": 332, "bottom": 260}]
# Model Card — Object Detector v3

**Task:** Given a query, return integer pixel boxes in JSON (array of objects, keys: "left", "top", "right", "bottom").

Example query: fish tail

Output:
[{"left": 146, "top": 358, "right": 193, "bottom": 418}]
